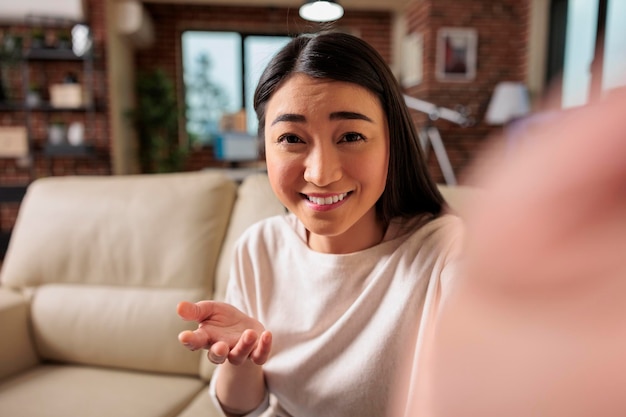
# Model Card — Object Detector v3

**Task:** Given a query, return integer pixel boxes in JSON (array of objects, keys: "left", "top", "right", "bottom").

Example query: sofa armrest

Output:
[{"left": 0, "top": 287, "right": 39, "bottom": 381}]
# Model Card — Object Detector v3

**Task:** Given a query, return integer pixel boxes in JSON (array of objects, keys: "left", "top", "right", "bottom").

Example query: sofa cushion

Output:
[
  {"left": 0, "top": 365, "right": 207, "bottom": 417},
  {"left": 213, "top": 173, "right": 285, "bottom": 302},
  {"left": 0, "top": 171, "right": 237, "bottom": 292},
  {"left": 31, "top": 284, "right": 204, "bottom": 375},
  {"left": 438, "top": 183, "right": 479, "bottom": 217}
]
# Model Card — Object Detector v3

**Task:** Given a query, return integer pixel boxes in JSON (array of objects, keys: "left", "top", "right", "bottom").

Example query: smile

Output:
[{"left": 305, "top": 192, "right": 350, "bottom": 206}]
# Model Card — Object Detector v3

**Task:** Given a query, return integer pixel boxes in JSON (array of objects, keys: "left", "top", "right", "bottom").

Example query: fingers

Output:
[
  {"left": 178, "top": 328, "right": 207, "bottom": 351},
  {"left": 182, "top": 328, "right": 273, "bottom": 366},
  {"left": 227, "top": 329, "right": 259, "bottom": 365},
  {"left": 208, "top": 341, "right": 230, "bottom": 364},
  {"left": 250, "top": 331, "right": 273, "bottom": 365},
  {"left": 176, "top": 300, "right": 215, "bottom": 322},
  {"left": 226, "top": 330, "right": 273, "bottom": 365}
]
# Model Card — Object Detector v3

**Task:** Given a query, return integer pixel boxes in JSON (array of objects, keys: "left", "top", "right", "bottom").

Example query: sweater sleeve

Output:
[
  {"left": 207, "top": 231, "right": 271, "bottom": 417},
  {"left": 208, "top": 369, "right": 271, "bottom": 417}
]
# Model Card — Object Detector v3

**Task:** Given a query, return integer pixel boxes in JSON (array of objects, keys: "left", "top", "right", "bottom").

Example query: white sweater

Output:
[{"left": 210, "top": 213, "right": 462, "bottom": 417}]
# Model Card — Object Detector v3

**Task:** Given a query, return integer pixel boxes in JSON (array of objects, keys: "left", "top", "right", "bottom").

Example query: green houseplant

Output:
[{"left": 131, "top": 68, "right": 186, "bottom": 173}]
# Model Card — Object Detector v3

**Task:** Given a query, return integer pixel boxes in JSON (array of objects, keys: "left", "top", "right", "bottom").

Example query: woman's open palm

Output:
[{"left": 177, "top": 300, "right": 272, "bottom": 366}]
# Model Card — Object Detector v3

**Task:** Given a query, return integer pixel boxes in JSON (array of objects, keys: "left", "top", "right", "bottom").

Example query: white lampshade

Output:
[
  {"left": 485, "top": 81, "right": 531, "bottom": 125},
  {"left": 299, "top": 0, "right": 344, "bottom": 22}
]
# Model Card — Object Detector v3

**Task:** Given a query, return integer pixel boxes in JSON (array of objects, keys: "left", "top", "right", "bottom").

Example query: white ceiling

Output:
[
  {"left": 0, "top": 0, "right": 84, "bottom": 22},
  {"left": 142, "top": 0, "right": 412, "bottom": 12}
]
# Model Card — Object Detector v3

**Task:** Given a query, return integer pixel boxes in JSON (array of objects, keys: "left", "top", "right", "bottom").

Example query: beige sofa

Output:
[{"left": 0, "top": 170, "right": 469, "bottom": 417}]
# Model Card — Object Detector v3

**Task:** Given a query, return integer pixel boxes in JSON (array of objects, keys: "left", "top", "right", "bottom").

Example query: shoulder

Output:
[
  {"left": 389, "top": 214, "right": 464, "bottom": 281},
  {"left": 388, "top": 213, "right": 463, "bottom": 250}
]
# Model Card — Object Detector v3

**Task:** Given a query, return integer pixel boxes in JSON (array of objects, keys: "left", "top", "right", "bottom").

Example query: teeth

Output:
[{"left": 308, "top": 192, "right": 348, "bottom": 205}]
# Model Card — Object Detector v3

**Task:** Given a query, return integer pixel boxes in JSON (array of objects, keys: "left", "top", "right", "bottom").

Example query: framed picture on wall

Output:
[{"left": 436, "top": 28, "right": 478, "bottom": 81}]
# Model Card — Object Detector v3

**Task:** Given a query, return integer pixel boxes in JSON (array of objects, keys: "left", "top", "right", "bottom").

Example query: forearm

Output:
[{"left": 215, "top": 360, "right": 267, "bottom": 416}]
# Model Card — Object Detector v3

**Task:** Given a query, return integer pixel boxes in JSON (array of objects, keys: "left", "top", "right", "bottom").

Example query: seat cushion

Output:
[
  {"left": 0, "top": 365, "right": 205, "bottom": 417},
  {"left": 31, "top": 284, "right": 204, "bottom": 375}
]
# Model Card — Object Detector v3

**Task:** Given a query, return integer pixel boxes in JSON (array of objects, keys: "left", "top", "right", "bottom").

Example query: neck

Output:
[{"left": 307, "top": 216, "right": 387, "bottom": 254}]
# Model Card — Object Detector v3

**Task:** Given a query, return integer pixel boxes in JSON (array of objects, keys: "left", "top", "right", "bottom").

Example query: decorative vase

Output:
[
  {"left": 48, "top": 124, "right": 66, "bottom": 145},
  {"left": 67, "top": 122, "right": 84, "bottom": 145}
]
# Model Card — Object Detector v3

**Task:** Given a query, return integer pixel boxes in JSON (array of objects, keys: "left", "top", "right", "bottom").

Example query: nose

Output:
[{"left": 303, "top": 142, "right": 342, "bottom": 187}]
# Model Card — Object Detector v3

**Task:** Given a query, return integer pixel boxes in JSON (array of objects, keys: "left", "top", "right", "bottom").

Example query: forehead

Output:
[{"left": 266, "top": 73, "right": 384, "bottom": 117}]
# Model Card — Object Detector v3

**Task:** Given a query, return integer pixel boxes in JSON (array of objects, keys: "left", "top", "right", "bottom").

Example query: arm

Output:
[
  {"left": 404, "top": 88, "right": 626, "bottom": 416},
  {"left": 177, "top": 301, "right": 272, "bottom": 415},
  {"left": 0, "top": 288, "right": 39, "bottom": 379}
]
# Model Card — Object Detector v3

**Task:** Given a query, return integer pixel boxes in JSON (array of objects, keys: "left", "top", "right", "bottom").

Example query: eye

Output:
[
  {"left": 277, "top": 134, "right": 303, "bottom": 144},
  {"left": 340, "top": 132, "right": 365, "bottom": 143}
]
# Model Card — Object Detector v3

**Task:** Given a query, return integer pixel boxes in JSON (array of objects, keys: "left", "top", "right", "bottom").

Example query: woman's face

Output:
[{"left": 264, "top": 74, "right": 389, "bottom": 254}]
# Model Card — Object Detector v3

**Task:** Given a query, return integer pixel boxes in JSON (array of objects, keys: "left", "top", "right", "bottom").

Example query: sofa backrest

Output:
[
  {"left": 1, "top": 171, "right": 236, "bottom": 291},
  {"left": 0, "top": 171, "right": 237, "bottom": 377},
  {"left": 213, "top": 174, "right": 286, "bottom": 302}
]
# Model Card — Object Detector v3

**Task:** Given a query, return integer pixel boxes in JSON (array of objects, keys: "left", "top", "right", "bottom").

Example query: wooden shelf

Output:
[
  {"left": 0, "top": 185, "right": 28, "bottom": 203},
  {"left": 25, "top": 48, "right": 87, "bottom": 61},
  {"left": 27, "top": 103, "right": 97, "bottom": 112},
  {"left": 43, "top": 143, "right": 95, "bottom": 157},
  {"left": 0, "top": 102, "right": 25, "bottom": 111}
]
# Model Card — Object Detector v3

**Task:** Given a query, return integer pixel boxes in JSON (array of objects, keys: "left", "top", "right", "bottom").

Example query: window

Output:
[
  {"left": 551, "top": 0, "right": 626, "bottom": 108},
  {"left": 181, "top": 31, "right": 291, "bottom": 145}
]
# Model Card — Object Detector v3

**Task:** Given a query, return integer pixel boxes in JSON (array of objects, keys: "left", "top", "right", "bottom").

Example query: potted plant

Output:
[
  {"left": 26, "top": 82, "right": 42, "bottom": 107},
  {"left": 57, "top": 29, "right": 71, "bottom": 49},
  {"left": 130, "top": 68, "right": 186, "bottom": 173},
  {"left": 30, "top": 27, "right": 45, "bottom": 49},
  {"left": 0, "top": 30, "right": 23, "bottom": 103}
]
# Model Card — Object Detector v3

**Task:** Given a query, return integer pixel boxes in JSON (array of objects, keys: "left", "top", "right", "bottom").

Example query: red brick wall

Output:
[
  {"left": 404, "top": 0, "right": 531, "bottom": 182},
  {"left": 0, "top": 0, "right": 110, "bottom": 252}
]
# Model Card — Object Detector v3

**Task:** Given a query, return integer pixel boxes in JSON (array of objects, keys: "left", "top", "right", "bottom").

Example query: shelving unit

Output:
[
  {"left": 0, "top": 17, "right": 99, "bottom": 258},
  {"left": 22, "top": 38, "right": 97, "bottom": 170}
]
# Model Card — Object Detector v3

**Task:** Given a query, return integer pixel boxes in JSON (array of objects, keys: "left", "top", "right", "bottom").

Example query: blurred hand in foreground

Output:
[{"left": 398, "top": 87, "right": 626, "bottom": 417}]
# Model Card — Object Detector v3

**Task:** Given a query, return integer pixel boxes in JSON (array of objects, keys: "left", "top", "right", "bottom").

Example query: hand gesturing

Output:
[{"left": 177, "top": 300, "right": 273, "bottom": 366}]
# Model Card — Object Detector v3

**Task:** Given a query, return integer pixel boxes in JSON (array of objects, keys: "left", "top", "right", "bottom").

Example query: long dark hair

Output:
[{"left": 254, "top": 31, "right": 444, "bottom": 224}]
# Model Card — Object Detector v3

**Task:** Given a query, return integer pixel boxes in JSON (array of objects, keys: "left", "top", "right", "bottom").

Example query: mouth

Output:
[{"left": 302, "top": 191, "right": 351, "bottom": 206}]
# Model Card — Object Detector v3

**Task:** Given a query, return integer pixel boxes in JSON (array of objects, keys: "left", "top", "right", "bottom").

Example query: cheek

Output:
[
  {"left": 265, "top": 151, "right": 298, "bottom": 200},
  {"left": 351, "top": 148, "right": 389, "bottom": 188}
]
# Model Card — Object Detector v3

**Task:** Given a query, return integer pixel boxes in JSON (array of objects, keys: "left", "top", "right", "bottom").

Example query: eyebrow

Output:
[
  {"left": 330, "top": 111, "right": 374, "bottom": 122},
  {"left": 271, "top": 111, "right": 374, "bottom": 126}
]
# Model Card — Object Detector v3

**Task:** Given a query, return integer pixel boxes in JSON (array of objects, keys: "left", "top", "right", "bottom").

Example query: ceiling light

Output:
[{"left": 299, "top": 0, "right": 344, "bottom": 22}]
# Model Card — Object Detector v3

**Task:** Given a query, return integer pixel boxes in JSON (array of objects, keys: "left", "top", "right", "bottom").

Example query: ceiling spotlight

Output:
[{"left": 299, "top": 0, "right": 344, "bottom": 22}]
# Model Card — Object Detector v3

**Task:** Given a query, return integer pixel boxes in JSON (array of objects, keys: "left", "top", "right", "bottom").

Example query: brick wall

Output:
[
  {"left": 404, "top": 0, "right": 531, "bottom": 182},
  {"left": 0, "top": 0, "right": 110, "bottom": 256}
]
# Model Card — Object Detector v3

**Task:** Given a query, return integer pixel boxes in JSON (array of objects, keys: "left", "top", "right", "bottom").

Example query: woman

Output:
[{"left": 178, "top": 31, "right": 462, "bottom": 416}]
